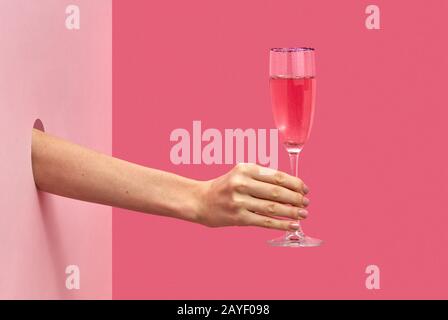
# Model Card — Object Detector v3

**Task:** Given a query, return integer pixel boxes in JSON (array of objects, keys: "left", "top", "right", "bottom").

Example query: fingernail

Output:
[
  {"left": 290, "top": 222, "right": 300, "bottom": 230},
  {"left": 303, "top": 184, "right": 310, "bottom": 194},
  {"left": 303, "top": 197, "right": 310, "bottom": 207},
  {"left": 298, "top": 209, "right": 308, "bottom": 219}
]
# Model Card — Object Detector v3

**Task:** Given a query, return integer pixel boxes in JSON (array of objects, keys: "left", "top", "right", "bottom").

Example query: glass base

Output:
[{"left": 268, "top": 231, "right": 323, "bottom": 247}]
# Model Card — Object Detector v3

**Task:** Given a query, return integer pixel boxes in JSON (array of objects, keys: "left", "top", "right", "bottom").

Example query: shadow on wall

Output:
[{"left": 37, "top": 191, "right": 68, "bottom": 297}]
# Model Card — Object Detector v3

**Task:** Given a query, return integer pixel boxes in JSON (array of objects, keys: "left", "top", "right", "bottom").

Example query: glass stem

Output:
[{"left": 288, "top": 152, "right": 304, "bottom": 238}]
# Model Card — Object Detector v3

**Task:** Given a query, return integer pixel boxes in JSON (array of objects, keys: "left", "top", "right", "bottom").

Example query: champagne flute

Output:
[{"left": 268, "top": 47, "right": 322, "bottom": 247}]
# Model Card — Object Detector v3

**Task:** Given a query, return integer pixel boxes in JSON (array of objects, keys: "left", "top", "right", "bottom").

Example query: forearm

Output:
[{"left": 31, "top": 129, "right": 202, "bottom": 223}]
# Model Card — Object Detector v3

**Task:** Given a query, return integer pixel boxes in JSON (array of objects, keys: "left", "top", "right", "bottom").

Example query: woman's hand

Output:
[{"left": 196, "top": 163, "right": 310, "bottom": 231}]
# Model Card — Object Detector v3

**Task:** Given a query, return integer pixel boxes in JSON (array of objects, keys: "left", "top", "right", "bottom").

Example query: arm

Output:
[{"left": 31, "top": 129, "right": 310, "bottom": 231}]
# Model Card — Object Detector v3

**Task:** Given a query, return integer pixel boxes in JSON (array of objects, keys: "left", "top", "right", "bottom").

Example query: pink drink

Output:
[{"left": 269, "top": 76, "right": 316, "bottom": 152}]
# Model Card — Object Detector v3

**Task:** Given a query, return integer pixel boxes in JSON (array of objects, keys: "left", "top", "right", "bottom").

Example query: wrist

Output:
[
  {"left": 187, "top": 179, "right": 209, "bottom": 225},
  {"left": 169, "top": 177, "right": 209, "bottom": 225}
]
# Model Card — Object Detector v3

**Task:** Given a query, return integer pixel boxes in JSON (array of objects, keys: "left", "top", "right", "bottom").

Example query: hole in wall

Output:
[
  {"left": 33, "top": 118, "right": 45, "bottom": 132},
  {"left": 31, "top": 119, "right": 45, "bottom": 189}
]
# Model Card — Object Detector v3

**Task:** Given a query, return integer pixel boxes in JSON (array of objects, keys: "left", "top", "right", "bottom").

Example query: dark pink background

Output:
[{"left": 113, "top": 0, "right": 448, "bottom": 299}]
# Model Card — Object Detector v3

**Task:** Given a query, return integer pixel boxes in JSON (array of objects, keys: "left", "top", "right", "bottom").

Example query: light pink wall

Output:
[
  {"left": 113, "top": 0, "right": 448, "bottom": 299},
  {"left": 0, "top": 0, "right": 111, "bottom": 299}
]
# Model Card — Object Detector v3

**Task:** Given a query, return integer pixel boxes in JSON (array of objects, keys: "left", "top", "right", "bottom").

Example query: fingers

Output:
[
  {"left": 243, "top": 211, "right": 300, "bottom": 232},
  {"left": 227, "top": 163, "right": 310, "bottom": 231},
  {"left": 246, "top": 164, "right": 309, "bottom": 194},
  {"left": 246, "top": 179, "right": 310, "bottom": 208},
  {"left": 242, "top": 195, "right": 308, "bottom": 220}
]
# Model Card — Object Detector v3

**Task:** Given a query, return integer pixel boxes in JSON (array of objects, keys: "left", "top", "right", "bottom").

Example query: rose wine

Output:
[{"left": 269, "top": 76, "right": 316, "bottom": 152}]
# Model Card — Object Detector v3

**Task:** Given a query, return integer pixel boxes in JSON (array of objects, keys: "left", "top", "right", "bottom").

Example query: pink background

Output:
[
  {"left": 0, "top": 0, "right": 111, "bottom": 299},
  {"left": 1, "top": 0, "right": 446, "bottom": 300},
  {"left": 113, "top": 0, "right": 448, "bottom": 299}
]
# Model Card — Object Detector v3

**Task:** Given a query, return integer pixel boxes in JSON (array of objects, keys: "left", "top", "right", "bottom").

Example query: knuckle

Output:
[
  {"left": 271, "top": 187, "right": 281, "bottom": 200},
  {"left": 234, "top": 163, "right": 247, "bottom": 174},
  {"left": 297, "top": 193, "right": 303, "bottom": 206},
  {"left": 235, "top": 184, "right": 246, "bottom": 193},
  {"left": 230, "top": 194, "right": 245, "bottom": 210},
  {"left": 234, "top": 162, "right": 255, "bottom": 175},
  {"left": 262, "top": 218, "right": 274, "bottom": 229},
  {"left": 266, "top": 202, "right": 276, "bottom": 214},
  {"left": 274, "top": 172, "right": 284, "bottom": 185},
  {"left": 291, "top": 207, "right": 300, "bottom": 219},
  {"left": 235, "top": 179, "right": 248, "bottom": 193},
  {"left": 228, "top": 176, "right": 243, "bottom": 190}
]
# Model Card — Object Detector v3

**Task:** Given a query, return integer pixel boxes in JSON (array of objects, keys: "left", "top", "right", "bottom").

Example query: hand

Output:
[{"left": 196, "top": 163, "right": 310, "bottom": 231}]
